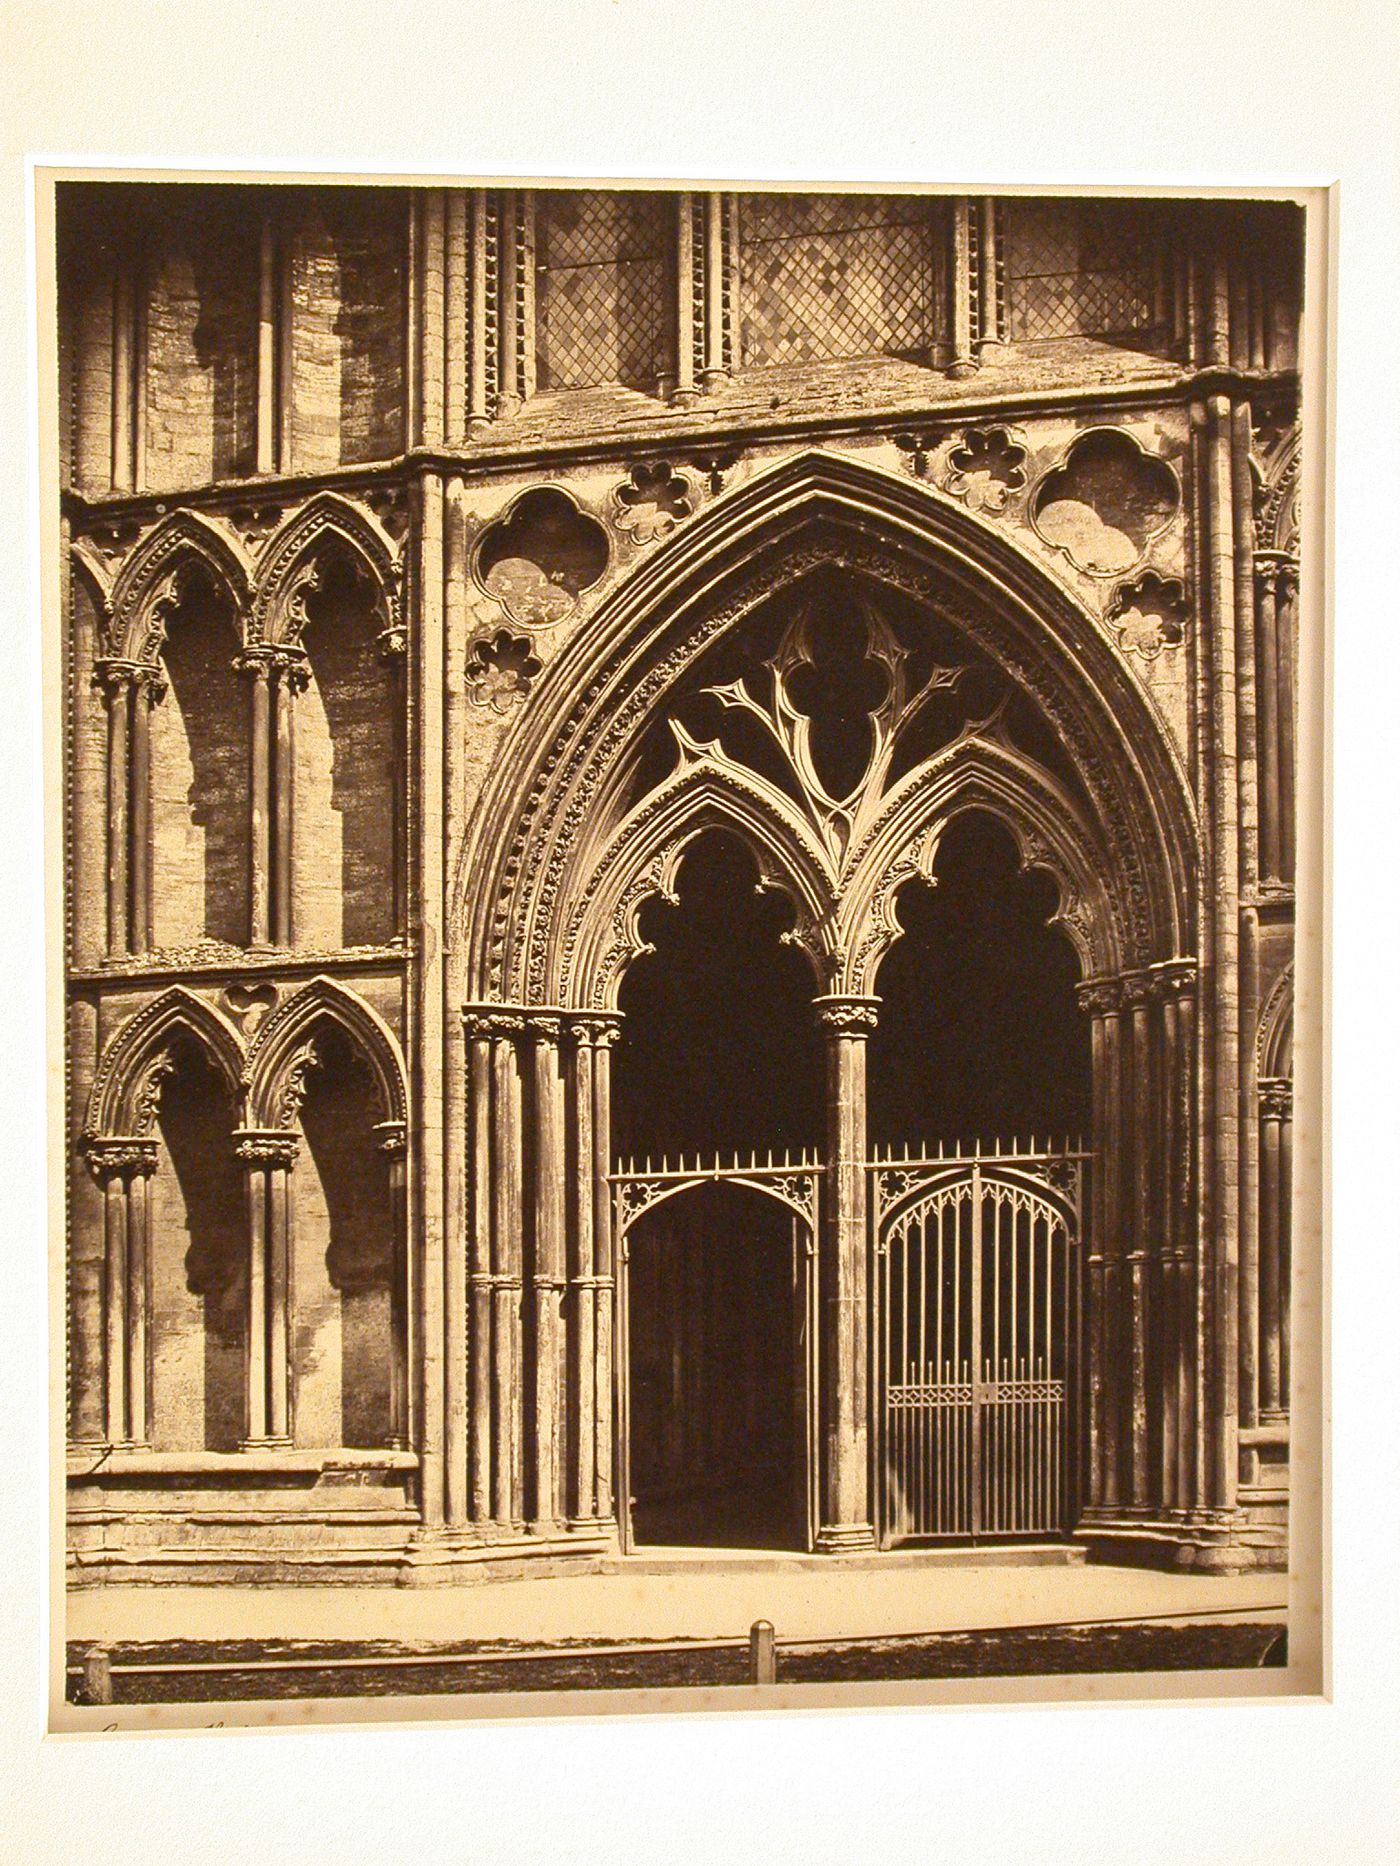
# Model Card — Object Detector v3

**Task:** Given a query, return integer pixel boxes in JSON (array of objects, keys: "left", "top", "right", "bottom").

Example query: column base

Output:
[
  {"left": 1074, "top": 1505, "right": 1280, "bottom": 1573},
  {"left": 238, "top": 1434, "right": 294, "bottom": 1453},
  {"left": 814, "top": 1523, "right": 878, "bottom": 1554}
]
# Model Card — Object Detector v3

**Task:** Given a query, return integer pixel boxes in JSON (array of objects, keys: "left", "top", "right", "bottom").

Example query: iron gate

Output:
[
  {"left": 872, "top": 1146, "right": 1086, "bottom": 1545},
  {"left": 611, "top": 1152, "right": 821, "bottom": 1553}
]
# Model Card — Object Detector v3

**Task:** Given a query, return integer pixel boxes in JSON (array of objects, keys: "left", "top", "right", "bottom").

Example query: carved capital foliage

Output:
[
  {"left": 1152, "top": 957, "right": 1199, "bottom": 998},
  {"left": 461, "top": 1005, "right": 528, "bottom": 1042},
  {"left": 1075, "top": 976, "right": 1124, "bottom": 1017},
  {"left": 373, "top": 1119, "right": 408, "bottom": 1156},
  {"left": 1119, "top": 968, "right": 1159, "bottom": 1009},
  {"left": 83, "top": 1136, "right": 159, "bottom": 1183},
  {"left": 91, "top": 658, "right": 141, "bottom": 699},
  {"left": 812, "top": 993, "right": 881, "bottom": 1036},
  {"left": 562, "top": 1011, "right": 624, "bottom": 1048},
  {"left": 527, "top": 1012, "right": 563, "bottom": 1042},
  {"left": 1259, "top": 1077, "right": 1293, "bottom": 1120},
  {"left": 233, "top": 1129, "right": 300, "bottom": 1169},
  {"left": 376, "top": 624, "right": 408, "bottom": 662}
]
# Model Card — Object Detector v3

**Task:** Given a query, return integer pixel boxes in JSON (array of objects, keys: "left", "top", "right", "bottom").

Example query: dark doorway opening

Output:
[
  {"left": 627, "top": 1182, "right": 801, "bottom": 1550},
  {"left": 615, "top": 830, "right": 820, "bottom": 1549},
  {"left": 869, "top": 810, "right": 1091, "bottom": 1148}
]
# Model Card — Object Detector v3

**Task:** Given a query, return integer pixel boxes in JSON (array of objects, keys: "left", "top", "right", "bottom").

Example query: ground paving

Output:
[{"left": 69, "top": 1554, "right": 1288, "bottom": 1650}]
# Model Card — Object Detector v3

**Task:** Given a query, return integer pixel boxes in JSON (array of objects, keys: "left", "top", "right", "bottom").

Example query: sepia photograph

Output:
[{"left": 43, "top": 173, "right": 1326, "bottom": 1727}]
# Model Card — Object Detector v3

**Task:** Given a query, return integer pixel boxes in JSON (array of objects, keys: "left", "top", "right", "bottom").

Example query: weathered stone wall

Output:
[
  {"left": 150, "top": 589, "right": 250, "bottom": 948},
  {"left": 287, "top": 188, "right": 405, "bottom": 471},
  {"left": 143, "top": 190, "right": 260, "bottom": 489}
]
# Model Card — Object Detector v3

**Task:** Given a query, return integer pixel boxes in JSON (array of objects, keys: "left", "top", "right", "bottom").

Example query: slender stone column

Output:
[
  {"left": 1156, "top": 974, "right": 1181, "bottom": 1509},
  {"left": 701, "top": 193, "right": 731, "bottom": 392},
  {"left": 269, "top": 650, "right": 306, "bottom": 948},
  {"left": 236, "top": 650, "right": 273, "bottom": 947},
  {"left": 1075, "top": 978, "right": 1122, "bottom": 1511},
  {"left": 592, "top": 1016, "right": 621, "bottom": 1523},
  {"left": 257, "top": 213, "right": 279, "bottom": 474},
  {"left": 85, "top": 1140, "right": 158, "bottom": 1445},
  {"left": 1171, "top": 970, "right": 1200, "bottom": 1508},
  {"left": 974, "top": 196, "right": 1002, "bottom": 356},
  {"left": 1099, "top": 986, "right": 1127, "bottom": 1509},
  {"left": 376, "top": 626, "right": 408, "bottom": 939},
  {"left": 673, "top": 195, "right": 699, "bottom": 406},
  {"left": 488, "top": 1012, "right": 525, "bottom": 1529},
  {"left": 444, "top": 190, "right": 468, "bottom": 446},
  {"left": 464, "top": 1014, "right": 494, "bottom": 1522},
  {"left": 812, "top": 995, "right": 879, "bottom": 1551},
  {"left": 467, "top": 190, "right": 491, "bottom": 435},
  {"left": 1276, "top": 561, "right": 1299, "bottom": 880},
  {"left": 1123, "top": 971, "right": 1156, "bottom": 1509},
  {"left": 948, "top": 198, "right": 976, "bottom": 377},
  {"left": 529, "top": 1015, "right": 567, "bottom": 1533},
  {"left": 127, "top": 665, "right": 163, "bottom": 954},
  {"left": 375, "top": 1121, "right": 409, "bottom": 1449},
  {"left": 235, "top": 1131, "right": 298, "bottom": 1447},
  {"left": 97, "top": 662, "right": 133, "bottom": 957},
  {"left": 1255, "top": 560, "right": 1283, "bottom": 883},
  {"left": 566, "top": 1020, "right": 597, "bottom": 1522},
  {"left": 1259, "top": 1078, "right": 1291, "bottom": 1419},
  {"left": 111, "top": 258, "right": 137, "bottom": 493},
  {"left": 1204, "top": 390, "right": 1242, "bottom": 1512}
]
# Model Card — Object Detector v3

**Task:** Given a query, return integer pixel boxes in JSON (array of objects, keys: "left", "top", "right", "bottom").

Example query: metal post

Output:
[{"left": 748, "top": 1619, "right": 776, "bottom": 1686}]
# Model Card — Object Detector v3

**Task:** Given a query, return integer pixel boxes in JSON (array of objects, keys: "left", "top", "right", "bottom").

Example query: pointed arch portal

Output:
[{"left": 455, "top": 450, "right": 1203, "bottom": 1557}]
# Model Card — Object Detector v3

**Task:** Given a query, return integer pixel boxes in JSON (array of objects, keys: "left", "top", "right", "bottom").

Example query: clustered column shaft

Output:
[
  {"left": 458, "top": 1006, "right": 620, "bottom": 1541},
  {"left": 85, "top": 1140, "right": 159, "bottom": 1446},
  {"left": 1076, "top": 960, "right": 1199, "bottom": 1520},
  {"left": 234, "top": 1130, "right": 298, "bottom": 1446}
]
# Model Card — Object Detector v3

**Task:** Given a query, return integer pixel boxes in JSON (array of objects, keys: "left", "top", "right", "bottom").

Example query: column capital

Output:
[
  {"left": 233, "top": 1129, "right": 299, "bottom": 1169},
  {"left": 525, "top": 1011, "right": 564, "bottom": 1043},
  {"left": 461, "top": 1003, "right": 527, "bottom": 1041},
  {"left": 373, "top": 1118, "right": 408, "bottom": 1155},
  {"left": 1259, "top": 1077, "right": 1293, "bottom": 1120},
  {"left": 1151, "top": 956, "right": 1199, "bottom": 997},
  {"left": 232, "top": 645, "right": 275, "bottom": 679},
  {"left": 1119, "top": 969, "right": 1158, "bottom": 1010},
  {"left": 562, "top": 1010, "right": 625, "bottom": 1048},
  {"left": 376, "top": 623, "right": 408, "bottom": 661},
  {"left": 91, "top": 657, "right": 143, "bottom": 697},
  {"left": 813, "top": 993, "right": 881, "bottom": 1036},
  {"left": 1075, "top": 976, "right": 1124, "bottom": 1016},
  {"left": 267, "top": 645, "right": 310, "bottom": 691},
  {"left": 83, "top": 1136, "right": 159, "bottom": 1183}
]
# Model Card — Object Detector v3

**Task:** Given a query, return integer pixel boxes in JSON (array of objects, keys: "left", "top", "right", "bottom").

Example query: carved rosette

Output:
[
  {"left": 812, "top": 994, "right": 881, "bottom": 1037},
  {"left": 83, "top": 1136, "right": 159, "bottom": 1183}
]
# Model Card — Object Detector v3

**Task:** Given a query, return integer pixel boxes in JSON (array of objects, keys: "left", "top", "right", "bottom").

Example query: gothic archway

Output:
[{"left": 453, "top": 449, "right": 1202, "bottom": 1556}]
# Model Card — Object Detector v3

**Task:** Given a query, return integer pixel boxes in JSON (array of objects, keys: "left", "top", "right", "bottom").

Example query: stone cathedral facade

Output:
[{"left": 58, "top": 185, "right": 1302, "bottom": 1587}]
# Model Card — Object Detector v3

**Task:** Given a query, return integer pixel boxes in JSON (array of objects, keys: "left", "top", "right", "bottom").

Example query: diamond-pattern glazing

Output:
[
  {"left": 738, "top": 195, "right": 937, "bottom": 366},
  {"left": 536, "top": 191, "right": 673, "bottom": 391},
  {"left": 1002, "top": 199, "right": 1155, "bottom": 341}
]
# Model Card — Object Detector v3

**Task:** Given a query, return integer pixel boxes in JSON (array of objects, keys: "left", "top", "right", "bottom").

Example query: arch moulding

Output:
[{"left": 453, "top": 448, "right": 1201, "bottom": 1009}]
